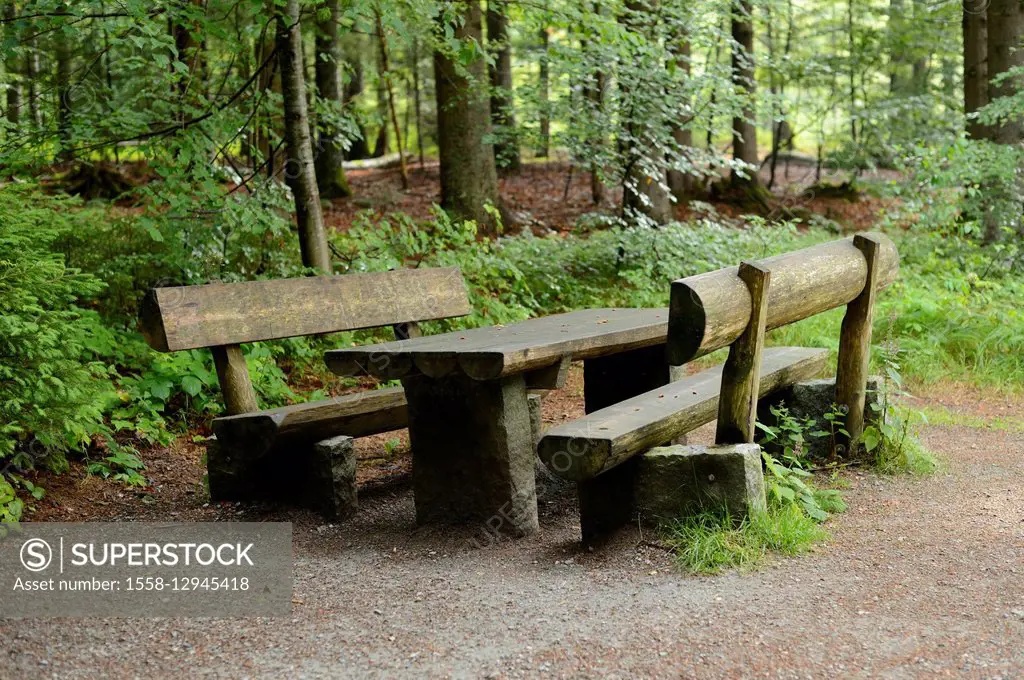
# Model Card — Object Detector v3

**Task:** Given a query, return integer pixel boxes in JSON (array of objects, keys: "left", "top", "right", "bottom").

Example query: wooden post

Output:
[
  {"left": 716, "top": 262, "right": 771, "bottom": 445},
  {"left": 835, "top": 233, "right": 881, "bottom": 454},
  {"left": 211, "top": 344, "right": 259, "bottom": 416}
]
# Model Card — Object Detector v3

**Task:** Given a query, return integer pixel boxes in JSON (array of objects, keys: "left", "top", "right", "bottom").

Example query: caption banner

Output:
[{"left": 0, "top": 522, "right": 292, "bottom": 618}]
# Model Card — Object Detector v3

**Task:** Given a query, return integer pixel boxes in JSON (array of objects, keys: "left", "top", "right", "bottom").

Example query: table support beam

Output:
[
  {"left": 578, "top": 344, "right": 673, "bottom": 543},
  {"left": 402, "top": 373, "right": 539, "bottom": 537}
]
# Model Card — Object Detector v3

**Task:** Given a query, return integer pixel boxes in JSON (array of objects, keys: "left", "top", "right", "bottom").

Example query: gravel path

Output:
[{"left": 4, "top": 387, "right": 1023, "bottom": 679}]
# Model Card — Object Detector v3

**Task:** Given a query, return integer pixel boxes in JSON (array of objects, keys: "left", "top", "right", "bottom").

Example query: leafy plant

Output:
[
  {"left": 860, "top": 327, "right": 938, "bottom": 475},
  {"left": 757, "top": 404, "right": 847, "bottom": 520}
]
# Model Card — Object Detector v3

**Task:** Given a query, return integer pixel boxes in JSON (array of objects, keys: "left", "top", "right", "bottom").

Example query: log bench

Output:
[
  {"left": 139, "top": 267, "right": 472, "bottom": 518},
  {"left": 538, "top": 233, "right": 900, "bottom": 542}
]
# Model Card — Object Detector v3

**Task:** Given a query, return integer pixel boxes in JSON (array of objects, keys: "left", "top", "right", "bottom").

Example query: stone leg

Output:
[
  {"left": 402, "top": 373, "right": 539, "bottom": 537},
  {"left": 207, "top": 435, "right": 357, "bottom": 520},
  {"left": 578, "top": 344, "right": 674, "bottom": 542},
  {"left": 310, "top": 436, "right": 357, "bottom": 520},
  {"left": 632, "top": 444, "right": 766, "bottom": 524}
]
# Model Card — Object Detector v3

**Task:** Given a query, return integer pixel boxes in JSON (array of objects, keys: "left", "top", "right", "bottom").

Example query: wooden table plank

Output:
[{"left": 324, "top": 308, "right": 670, "bottom": 380}]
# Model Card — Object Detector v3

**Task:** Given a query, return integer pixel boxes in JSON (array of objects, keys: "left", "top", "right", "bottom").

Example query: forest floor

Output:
[
  {"left": 323, "top": 155, "right": 900, "bottom": 235},
  {"left": 9, "top": 160, "right": 1023, "bottom": 677}
]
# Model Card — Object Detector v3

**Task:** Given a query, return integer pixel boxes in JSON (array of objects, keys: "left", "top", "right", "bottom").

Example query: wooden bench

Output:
[
  {"left": 537, "top": 233, "right": 900, "bottom": 541},
  {"left": 139, "top": 267, "right": 472, "bottom": 518}
]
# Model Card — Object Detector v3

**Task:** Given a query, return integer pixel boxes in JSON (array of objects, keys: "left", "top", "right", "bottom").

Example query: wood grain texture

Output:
[
  {"left": 325, "top": 308, "right": 669, "bottom": 380},
  {"left": 715, "top": 262, "right": 771, "bottom": 445},
  {"left": 835, "top": 233, "right": 882, "bottom": 451},
  {"left": 139, "top": 267, "right": 471, "bottom": 352},
  {"left": 211, "top": 344, "right": 259, "bottom": 415},
  {"left": 538, "top": 347, "right": 828, "bottom": 481},
  {"left": 212, "top": 386, "right": 408, "bottom": 459},
  {"left": 667, "top": 233, "right": 899, "bottom": 364}
]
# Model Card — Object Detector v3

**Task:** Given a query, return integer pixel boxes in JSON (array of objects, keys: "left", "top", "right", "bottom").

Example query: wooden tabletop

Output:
[{"left": 325, "top": 308, "right": 669, "bottom": 381}]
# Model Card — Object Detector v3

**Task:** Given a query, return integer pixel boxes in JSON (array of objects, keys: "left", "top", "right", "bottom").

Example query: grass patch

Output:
[
  {"left": 917, "top": 405, "right": 1024, "bottom": 433},
  {"left": 661, "top": 504, "right": 829, "bottom": 575}
]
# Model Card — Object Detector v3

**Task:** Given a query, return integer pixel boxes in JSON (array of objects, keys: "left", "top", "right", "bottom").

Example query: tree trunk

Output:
[
  {"left": 620, "top": 0, "right": 672, "bottom": 224},
  {"left": 55, "top": 29, "right": 73, "bottom": 161},
  {"left": 375, "top": 10, "right": 409, "bottom": 189},
  {"left": 730, "top": 0, "right": 759, "bottom": 187},
  {"left": 412, "top": 37, "right": 425, "bottom": 165},
  {"left": 910, "top": 0, "right": 930, "bottom": 95},
  {"left": 963, "top": 0, "right": 988, "bottom": 139},
  {"left": 537, "top": 24, "right": 550, "bottom": 158},
  {"left": 313, "top": 0, "right": 353, "bottom": 199},
  {"left": 888, "top": 0, "right": 905, "bottom": 93},
  {"left": 3, "top": 1, "right": 19, "bottom": 126},
  {"left": 275, "top": 0, "right": 332, "bottom": 273},
  {"left": 986, "top": 0, "right": 1024, "bottom": 145},
  {"left": 487, "top": 0, "right": 521, "bottom": 173},
  {"left": 434, "top": 0, "right": 502, "bottom": 233},
  {"left": 342, "top": 37, "right": 370, "bottom": 160},
  {"left": 667, "top": 31, "right": 697, "bottom": 202},
  {"left": 25, "top": 40, "right": 40, "bottom": 128},
  {"left": 373, "top": 41, "right": 389, "bottom": 158}
]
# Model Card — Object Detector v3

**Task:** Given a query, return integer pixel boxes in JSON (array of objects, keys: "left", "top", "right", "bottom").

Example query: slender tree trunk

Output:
[
  {"left": 3, "top": 1, "right": 19, "bottom": 126},
  {"left": 434, "top": 0, "right": 502, "bottom": 232},
  {"left": 373, "top": 39, "right": 389, "bottom": 158},
  {"left": 313, "top": 0, "right": 352, "bottom": 198},
  {"left": 963, "top": 0, "right": 988, "bottom": 139},
  {"left": 487, "top": 0, "right": 521, "bottom": 173},
  {"left": 668, "top": 29, "right": 697, "bottom": 202},
  {"left": 585, "top": 66, "right": 606, "bottom": 204},
  {"left": 986, "top": 0, "right": 1024, "bottom": 145},
  {"left": 412, "top": 37, "right": 425, "bottom": 165},
  {"left": 730, "top": 0, "right": 759, "bottom": 187},
  {"left": 55, "top": 29, "right": 73, "bottom": 161},
  {"left": 910, "top": 0, "right": 930, "bottom": 95},
  {"left": 343, "top": 37, "right": 370, "bottom": 160},
  {"left": 375, "top": 10, "right": 409, "bottom": 189},
  {"left": 888, "top": 0, "right": 905, "bottom": 93},
  {"left": 275, "top": 0, "right": 332, "bottom": 273},
  {"left": 537, "top": 24, "right": 550, "bottom": 157},
  {"left": 25, "top": 39, "right": 40, "bottom": 128}
]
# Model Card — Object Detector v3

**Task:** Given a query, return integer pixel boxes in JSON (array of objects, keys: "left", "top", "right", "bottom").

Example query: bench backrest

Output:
[
  {"left": 140, "top": 267, "right": 471, "bottom": 352},
  {"left": 138, "top": 267, "right": 472, "bottom": 415},
  {"left": 667, "top": 232, "right": 899, "bottom": 448}
]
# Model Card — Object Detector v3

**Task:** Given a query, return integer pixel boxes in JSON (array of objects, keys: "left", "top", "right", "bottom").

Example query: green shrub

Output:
[{"left": 0, "top": 187, "right": 117, "bottom": 519}]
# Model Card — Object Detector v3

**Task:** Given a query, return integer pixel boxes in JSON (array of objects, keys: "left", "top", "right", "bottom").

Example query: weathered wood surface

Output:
[
  {"left": 211, "top": 344, "right": 259, "bottom": 415},
  {"left": 835, "top": 233, "right": 882, "bottom": 452},
  {"left": 212, "top": 386, "right": 408, "bottom": 458},
  {"left": 325, "top": 308, "right": 669, "bottom": 381},
  {"left": 667, "top": 233, "right": 899, "bottom": 364},
  {"left": 715, "top": 262, "right": 771, "bottom": 445},
  {"left": 140, "top": 267, "right": 471, "bottom": 352},
  {"left": 538, "top": 347, "right": 828, "bottom": 481}
]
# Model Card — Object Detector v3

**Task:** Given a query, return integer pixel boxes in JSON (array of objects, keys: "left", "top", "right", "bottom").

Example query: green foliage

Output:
[
  {"left": 860, "top": 337, "right": 938, "bottom": 475},
  {"left": 0, "top": 187, "right": 123, "bottom": 519},
  {"left": 757, "top": 404, "right": 847, "bottom": 521},
  {"left": 661, "top": 504, "right": 828, "bottom": 575}
]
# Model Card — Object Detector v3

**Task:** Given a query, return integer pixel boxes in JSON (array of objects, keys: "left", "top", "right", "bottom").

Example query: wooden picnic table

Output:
[{"left": 325, "top": 308, "right": 676, "bottom": 536}]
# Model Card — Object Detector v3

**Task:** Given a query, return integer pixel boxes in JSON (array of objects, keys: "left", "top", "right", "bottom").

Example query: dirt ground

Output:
[{"left": 6, "top": 368, "right": 1024, "bottom": 679}]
